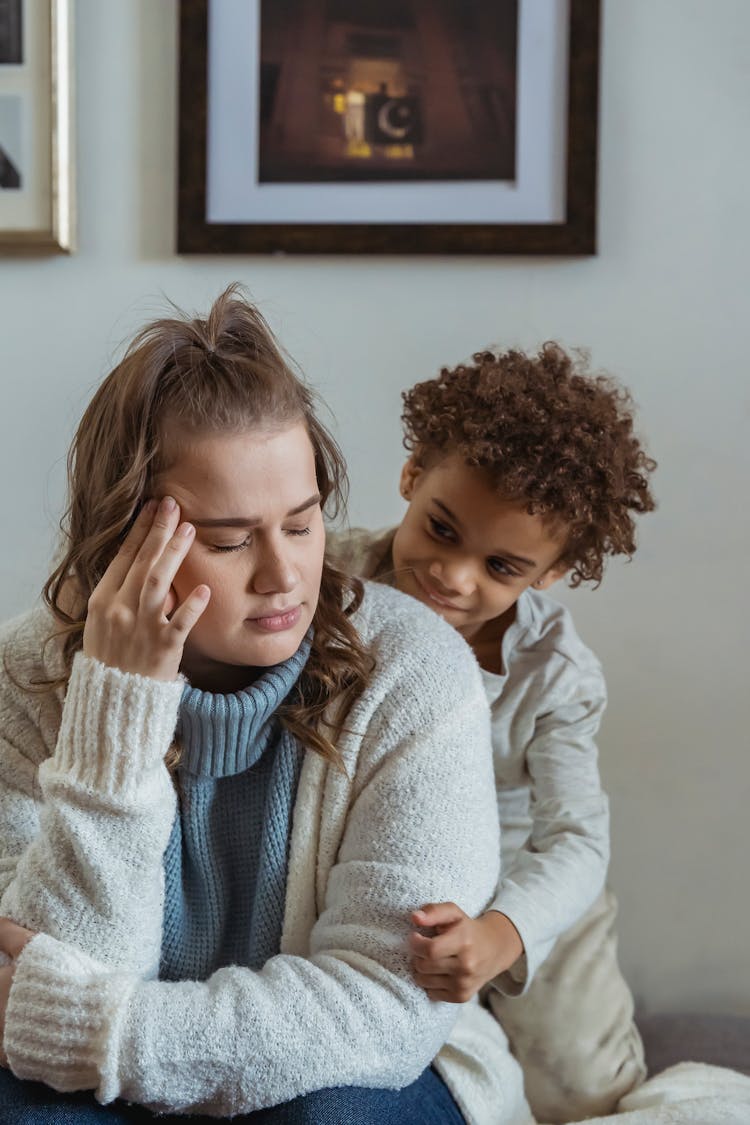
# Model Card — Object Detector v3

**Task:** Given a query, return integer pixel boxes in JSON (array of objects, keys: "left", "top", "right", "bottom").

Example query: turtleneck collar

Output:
[{"left": 176, "top": 631, "right": 312, "bottom": 778}]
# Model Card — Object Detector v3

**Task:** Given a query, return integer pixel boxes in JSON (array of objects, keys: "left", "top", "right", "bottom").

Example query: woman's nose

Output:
[{"left": 251, "top": 543, "right": 297, "bottom": 595}]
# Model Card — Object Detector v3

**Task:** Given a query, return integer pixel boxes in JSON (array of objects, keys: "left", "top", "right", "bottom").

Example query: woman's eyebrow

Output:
[{"left": 191, "top": 493, "right": 321, "bottom": 529}]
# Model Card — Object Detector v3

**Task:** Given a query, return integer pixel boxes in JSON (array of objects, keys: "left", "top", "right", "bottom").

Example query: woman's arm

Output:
[
  {"left": 1, "top": 501, "right": 210, "bottom": 973},
  {"left": 0, "top": 633, "right": 181, "bottom": 975},
  {"left": 4, "top": 657, "right": 500, "bottom": 1115}
]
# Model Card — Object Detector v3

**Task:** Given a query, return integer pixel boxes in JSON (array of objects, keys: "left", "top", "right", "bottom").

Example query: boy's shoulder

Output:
[
  {"left": 327, "top": 525, "right": 396, "bottom": 583},
  {"left": 510, "top": 588, "right": 604, "bottom": 688}
]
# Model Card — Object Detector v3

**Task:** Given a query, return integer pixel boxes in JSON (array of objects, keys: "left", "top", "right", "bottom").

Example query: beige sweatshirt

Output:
[{"left": 328, "top": 527, "right": 610, "bottom": 995}]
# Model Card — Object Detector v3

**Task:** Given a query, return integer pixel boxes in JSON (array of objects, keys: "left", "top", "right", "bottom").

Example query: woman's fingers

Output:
[
  {"left": 137, "top": 522, "right": 196, "bottom": 616},
  {"left": 167, "top": 585, "right": 211, "bottom": 639},
  {"left": 163, "top": 585, "right": 178, "bottom": 618},
  {"left": 83, "top": 496, "right": 205, "bottom": 680},
  {"left": 0, "top": 918, "right": 34, "bottom": 959},
  {"left": 90, "top": 499, "right": 158, "bottom": 600},
  {"left": 120, "top": 497, "right": 182, "bottom": 605}
]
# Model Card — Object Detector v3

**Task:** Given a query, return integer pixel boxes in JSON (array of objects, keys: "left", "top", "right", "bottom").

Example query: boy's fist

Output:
[{"left": 409, "top": 903, "right": 523, "bottom": 1003}]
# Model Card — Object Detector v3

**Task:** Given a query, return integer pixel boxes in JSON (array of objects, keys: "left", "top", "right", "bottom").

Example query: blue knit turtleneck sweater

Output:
[{"left": 159, "top": 635, "right": 311, "bottom": 982}]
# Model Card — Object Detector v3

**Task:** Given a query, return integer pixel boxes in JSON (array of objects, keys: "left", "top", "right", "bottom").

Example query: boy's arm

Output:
[{"left": 489, "top": 661, "right": 610, "bottom": 995}]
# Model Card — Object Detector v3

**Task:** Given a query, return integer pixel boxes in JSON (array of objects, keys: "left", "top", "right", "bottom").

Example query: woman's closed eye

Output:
[
  {"left": 210, "top": 526, "right": 311, "bottom": 553},
  {"left": 210, "top": 537, "right": 251, "bottom": 553}
]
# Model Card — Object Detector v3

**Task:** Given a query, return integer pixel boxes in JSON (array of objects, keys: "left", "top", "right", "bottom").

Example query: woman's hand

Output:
[
  {"left": 409, "top": 904, "right": 524, "bottom": 1003},
  {"left": 0, "top": 918, "right": 36, "bottom": 1067},
  {"left": 83, "top": 497, "right": 210, "bottom": 682}
]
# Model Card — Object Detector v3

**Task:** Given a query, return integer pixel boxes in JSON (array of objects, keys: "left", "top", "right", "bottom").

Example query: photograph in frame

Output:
[
  {"left": 258, "top": 0, "right": 518, "bottom": 186},
  {"left": 0, "top": 0, "right": 74, "bottom": 253},
  {"left": 0, "top": 0, "right": 23, "bottom": 65},
  {"left": 178, "top": 0, "right": 600, "bottom": 254},
  {"left": 0, "top": 94, "right": 22, "bottom": 187}
]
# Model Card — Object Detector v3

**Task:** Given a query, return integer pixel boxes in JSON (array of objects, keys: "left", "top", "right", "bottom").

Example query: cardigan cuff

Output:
[
  {"left": 45, "top": 651, "right": 183, "bottom": 801},
  {"left": 4, "top": 933, "right": 131, "bottom": 1103}
]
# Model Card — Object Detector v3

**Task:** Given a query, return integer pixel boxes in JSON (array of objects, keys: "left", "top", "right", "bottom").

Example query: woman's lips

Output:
[{"left": 246, "top": 605, "right": 302, "bottom": 632}]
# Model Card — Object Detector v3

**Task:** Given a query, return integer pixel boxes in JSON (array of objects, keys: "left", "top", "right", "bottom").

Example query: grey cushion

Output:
[{"left": 637, "top": 1013, "right": 750, "bottom": 1077}]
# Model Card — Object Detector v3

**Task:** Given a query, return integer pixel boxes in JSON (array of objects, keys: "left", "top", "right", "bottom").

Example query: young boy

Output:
[{"left": 329, "top": 342, "right": 656, "bottom": 1124}]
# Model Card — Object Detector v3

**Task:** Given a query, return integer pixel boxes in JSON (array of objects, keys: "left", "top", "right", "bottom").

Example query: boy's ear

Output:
[
  {"left": 399, "top": 457, "right": 424, "bottom": 501},
  {"left": 532, "top": 564, "right": 568, "bottom": 591}
]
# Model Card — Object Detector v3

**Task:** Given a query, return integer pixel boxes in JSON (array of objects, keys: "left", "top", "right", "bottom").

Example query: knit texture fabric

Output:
[
  {"left": 160, "top": 633, "right": 311, "bottom": 981},
  {"left": 0, "top": 587, "right": 530, "bottom": 1123}
]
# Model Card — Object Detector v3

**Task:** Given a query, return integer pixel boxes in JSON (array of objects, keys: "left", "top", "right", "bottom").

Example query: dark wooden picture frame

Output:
[{"left": 178, "top": 0, "right": 600, "bottom": 255}]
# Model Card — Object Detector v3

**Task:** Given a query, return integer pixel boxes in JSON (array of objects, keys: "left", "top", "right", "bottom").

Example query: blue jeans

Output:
[{"left": 0, "top": 1065, "right": 465, "bottom": 1123}]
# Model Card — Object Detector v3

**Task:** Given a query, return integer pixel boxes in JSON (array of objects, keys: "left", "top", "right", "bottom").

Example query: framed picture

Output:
[
  {"left": 0, "top": 0, "right": 74, "bottom": 254},
  {"left": 178, "top": 0, "right": 599, "bottom": 255}
]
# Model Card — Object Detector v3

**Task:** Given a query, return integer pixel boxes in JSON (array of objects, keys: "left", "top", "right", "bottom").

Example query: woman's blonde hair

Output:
[{"left": 41, "top": 284, "right": 371, "bottom": 766}]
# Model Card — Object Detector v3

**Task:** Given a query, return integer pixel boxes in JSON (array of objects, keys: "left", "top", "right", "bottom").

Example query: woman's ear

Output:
[{"left": 399, "top": 457, "right": 424, "bottom": 501}]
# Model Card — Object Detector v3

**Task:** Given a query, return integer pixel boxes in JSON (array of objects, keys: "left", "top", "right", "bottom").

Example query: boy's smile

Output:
[{"left": 392, "top": 454, "right": 568, "bottom": 663}]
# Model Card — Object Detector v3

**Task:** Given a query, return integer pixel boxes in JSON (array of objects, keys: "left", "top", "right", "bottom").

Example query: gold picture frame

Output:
[{"left": 0, "top": 0, "right": 75, "bottom": 253}]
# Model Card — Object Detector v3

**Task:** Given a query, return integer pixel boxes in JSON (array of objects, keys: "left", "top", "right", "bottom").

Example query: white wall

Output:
[{"left": 1, "top": 0, "right": 748, "bottom": 1016}]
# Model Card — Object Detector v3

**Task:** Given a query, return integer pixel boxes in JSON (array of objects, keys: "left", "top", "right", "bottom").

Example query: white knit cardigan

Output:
[{"left": 0, "top": 582, "right": 530, "bottom": 1124}]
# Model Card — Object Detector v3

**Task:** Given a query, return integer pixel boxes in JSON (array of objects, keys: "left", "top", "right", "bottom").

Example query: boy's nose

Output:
[{"left": 428, "top": 558, "right": 473, "bottom": 596}]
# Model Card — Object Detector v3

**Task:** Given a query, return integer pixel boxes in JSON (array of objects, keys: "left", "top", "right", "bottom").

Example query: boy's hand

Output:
[{"left": 409, "top": 903, "right": 523, "bottom": 1003}]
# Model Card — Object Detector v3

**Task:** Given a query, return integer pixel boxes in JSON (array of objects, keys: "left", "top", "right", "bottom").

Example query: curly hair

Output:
[
  {"left": 401, "top": 343, "right": 656, "bottom": 587},
  {"left": 34, "top": 285, "right": 372, "bottom": 769}
]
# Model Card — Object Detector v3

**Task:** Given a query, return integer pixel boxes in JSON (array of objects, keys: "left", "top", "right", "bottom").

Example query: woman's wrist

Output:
[{"left": 49, "top": 651, "right": 183, "bottom": 796}]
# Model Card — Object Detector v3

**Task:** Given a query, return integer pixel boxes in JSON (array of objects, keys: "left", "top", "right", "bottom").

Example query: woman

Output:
[{"left": 0, "top": 288, "right": 527, "bottom": 1123}]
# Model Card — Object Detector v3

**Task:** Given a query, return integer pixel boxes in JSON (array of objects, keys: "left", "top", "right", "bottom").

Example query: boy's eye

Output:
[
  {"left": 284, "top": 526, "right": 311, "bottom": 537},
  {"left": 428, "top": 515, "right": 455, "bottom": 541},
  {"left": 488, "top": 557, "right": 516, "bottom": 578}
]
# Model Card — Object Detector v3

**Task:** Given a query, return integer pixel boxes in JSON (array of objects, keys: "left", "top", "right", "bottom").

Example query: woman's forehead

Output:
[{"left": 155, "top": 425, "right": 317, "bottom": 514}]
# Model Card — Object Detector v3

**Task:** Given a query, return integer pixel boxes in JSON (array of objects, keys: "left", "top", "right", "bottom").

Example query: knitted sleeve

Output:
[
  {"left": 0, "top": 631, "right": 182, "bottom": 977},
  {"left": 5, "top": 640, "right": 500, "bottom": 1114}
]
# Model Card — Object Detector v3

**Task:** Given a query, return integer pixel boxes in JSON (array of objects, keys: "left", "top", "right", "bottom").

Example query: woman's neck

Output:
[{"left": 180, "top": 656, "right": 261, "bottom": 694}]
